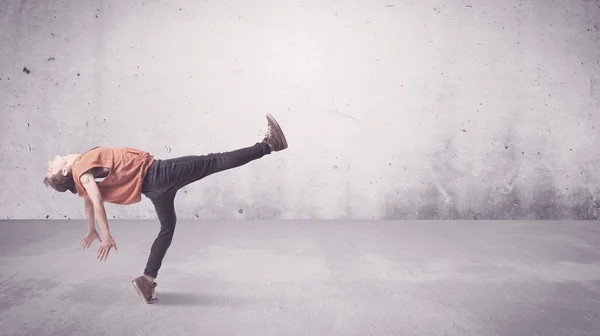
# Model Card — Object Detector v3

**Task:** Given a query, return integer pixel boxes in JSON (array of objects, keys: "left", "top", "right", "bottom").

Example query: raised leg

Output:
[
  {"left": 142, "top": 114, "right": 288, "bottom": 198},
  {"left": 170, "top": 141, "right": 272, "bottom": 191}
]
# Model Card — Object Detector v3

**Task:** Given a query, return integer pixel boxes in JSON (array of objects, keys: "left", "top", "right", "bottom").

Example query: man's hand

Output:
[
  {"left": 80, "top": 171, "right": 116, "bottom": 262},
  {"left": 97, "top": 236, "right": 118, "bottom": 262},
  {"left": 81, "top": 230, "right": 102, "bottom": 249}
]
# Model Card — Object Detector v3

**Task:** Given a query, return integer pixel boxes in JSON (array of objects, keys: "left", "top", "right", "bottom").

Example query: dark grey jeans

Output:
[{"left": 140, "top": 142, "right": 272, "bottom": 278}]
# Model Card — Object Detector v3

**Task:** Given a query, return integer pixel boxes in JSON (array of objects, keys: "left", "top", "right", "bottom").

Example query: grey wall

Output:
[{"left": 1, "top": 0, "right": 599, "bottom": 220}]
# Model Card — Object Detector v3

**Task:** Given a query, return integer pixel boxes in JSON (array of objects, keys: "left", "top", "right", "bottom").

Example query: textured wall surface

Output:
[{"left": 1, "top": 0, "right": 599, "bottom": 220}]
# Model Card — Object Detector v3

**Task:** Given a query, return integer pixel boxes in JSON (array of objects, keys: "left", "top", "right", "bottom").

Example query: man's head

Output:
[{"left": 43, "top": 154, "right": 79, "bottom": 194}]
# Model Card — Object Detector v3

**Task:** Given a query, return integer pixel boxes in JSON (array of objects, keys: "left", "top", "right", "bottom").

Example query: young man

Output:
[{"left": 43, "top": 113, "right": 288, "bottom": 304}]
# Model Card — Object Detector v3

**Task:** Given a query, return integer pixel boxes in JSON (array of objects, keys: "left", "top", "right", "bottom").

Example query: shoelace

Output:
[{"left": 257, "top": 125, "right": 273, "bottom": 139}]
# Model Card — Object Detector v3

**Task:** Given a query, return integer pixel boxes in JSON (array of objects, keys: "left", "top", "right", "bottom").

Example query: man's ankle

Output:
[
  {"left": 143, "top": 274, "right": 155, "bottom": 282},
  {"left": 261, "top": 141, "right": 273, "bottom": 154}
]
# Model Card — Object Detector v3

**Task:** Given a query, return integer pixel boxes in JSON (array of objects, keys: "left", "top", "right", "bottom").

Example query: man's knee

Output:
[
  {"left": 159, "top": 221, "right": 176, "bottom": 234},
  {"left": 158, "top": 212, "right": 177, "bottom": 228}
]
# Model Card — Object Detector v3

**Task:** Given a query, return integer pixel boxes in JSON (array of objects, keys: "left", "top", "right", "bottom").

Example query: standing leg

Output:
[
  {"left": 132, "top": 192, "right": 176, "bottom": 304},
  {"left": 144, "top": 193, "right": 177, "bottom": 279}
]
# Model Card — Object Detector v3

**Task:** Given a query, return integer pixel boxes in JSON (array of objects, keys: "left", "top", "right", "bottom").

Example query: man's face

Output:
[{"left": 47, "top": 155, "right": 67, "bottom": 178}]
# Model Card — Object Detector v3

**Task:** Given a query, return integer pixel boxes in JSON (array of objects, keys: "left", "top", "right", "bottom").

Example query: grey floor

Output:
[{"left": 0, "top": 220, "right": 599, "bottom": 336}]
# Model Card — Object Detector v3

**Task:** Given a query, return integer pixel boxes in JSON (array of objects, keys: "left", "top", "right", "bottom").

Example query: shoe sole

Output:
[
  {"left": 266, "top": 113, "right": 288, "bottom": 149},
  {"left": 132, "top": 279, "right": 155, "bottom": 304}
]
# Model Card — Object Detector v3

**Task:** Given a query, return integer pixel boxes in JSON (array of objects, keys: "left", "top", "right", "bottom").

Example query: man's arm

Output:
[
  {"left": 80, "top": 172, "right": 112, "bottom": 240},
  {"left": 84, "top": 196, "right": 96, "bottom": 232}
]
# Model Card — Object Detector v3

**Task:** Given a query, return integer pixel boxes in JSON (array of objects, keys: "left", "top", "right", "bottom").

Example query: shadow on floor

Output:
[{"left": 156, "top": 292, "right": 250, "bottom": 306}]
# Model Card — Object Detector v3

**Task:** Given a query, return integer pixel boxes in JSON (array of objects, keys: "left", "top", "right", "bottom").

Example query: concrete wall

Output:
[{"left": 1, "top": 0, "right": 599, "bottom": 220}]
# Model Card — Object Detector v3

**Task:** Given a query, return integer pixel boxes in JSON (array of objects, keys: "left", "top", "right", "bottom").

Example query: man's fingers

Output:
[
  {"left": 96, "top": 246, "right": 109, "bottom": 262},
  {"left": 94, "top": 243, "right": 116, "bottom": 262}
]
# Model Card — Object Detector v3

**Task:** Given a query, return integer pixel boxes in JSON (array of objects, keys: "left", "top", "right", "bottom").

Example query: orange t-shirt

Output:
[{"left": 71, "top": 147, "right": 155, "bottom": 205}]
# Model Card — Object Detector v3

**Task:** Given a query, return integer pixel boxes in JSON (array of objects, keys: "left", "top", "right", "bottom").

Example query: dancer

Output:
[{"left": 43, "top": 113, "right": 288, "bottom": 304}]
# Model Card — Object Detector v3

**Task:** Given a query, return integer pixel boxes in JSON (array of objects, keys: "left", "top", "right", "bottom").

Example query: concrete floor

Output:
[{"left": 0, "top": 220, "right": 599, "bottom": 336}]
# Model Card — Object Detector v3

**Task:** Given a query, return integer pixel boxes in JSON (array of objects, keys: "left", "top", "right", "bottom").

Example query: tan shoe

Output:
[{"left": 132, "top": 275, "right": 158, "bottom": 304}]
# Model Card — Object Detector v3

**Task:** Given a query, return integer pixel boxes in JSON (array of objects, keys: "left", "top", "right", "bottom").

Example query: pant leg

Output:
[
  {"left": 143, "top": 192, "right": 177, "bottom": 278},
  {"left": 152, "top": 142, "right": 272, "bottom": 194}
]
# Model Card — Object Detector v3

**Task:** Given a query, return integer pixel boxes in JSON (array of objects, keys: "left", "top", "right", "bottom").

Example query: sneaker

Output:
[
  {"left": 132, "top": 275, "right": 158, "bottom": 304},
  {"left": 263, "top": 113, "right": 288, "bottom": 152}
]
